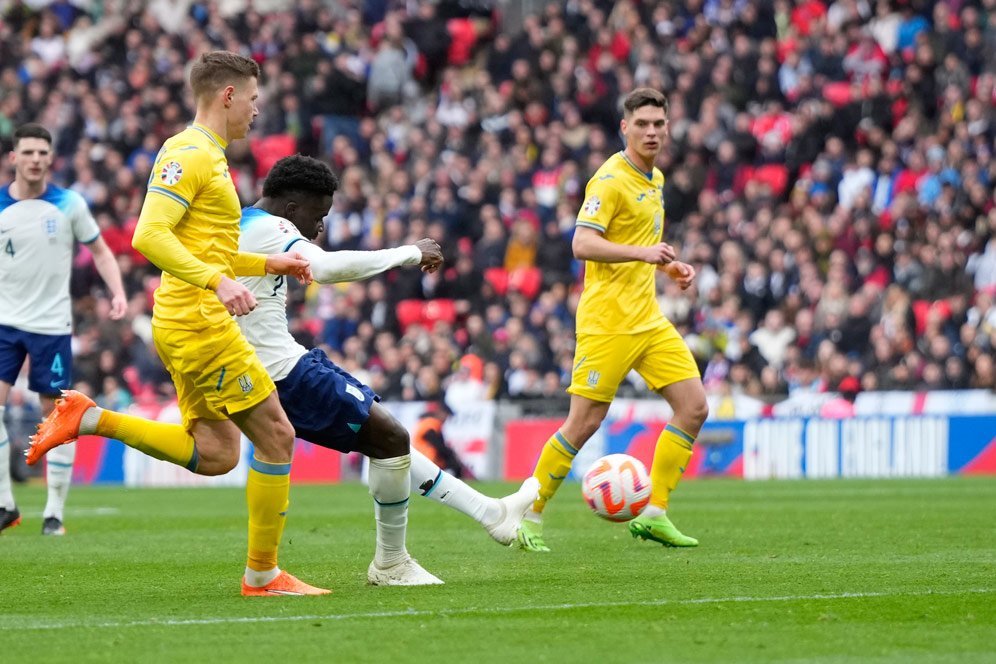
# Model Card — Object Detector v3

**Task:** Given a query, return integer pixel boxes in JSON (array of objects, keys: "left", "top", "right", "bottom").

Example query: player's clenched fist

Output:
[
  {"left": 415, "top": 238, "right": 444, "bottom": 273},
  {"left": 660, "top": 260, "right": 696, "bottom": 290},
  {"left": 639, "top": 242, "right": 676, "bottom": 265},
  {"left": 215, "top": 276, "right": 258, "bottom": 316},
  {"left": 265, "top": 251, "right": 313, "bottom": 285}
]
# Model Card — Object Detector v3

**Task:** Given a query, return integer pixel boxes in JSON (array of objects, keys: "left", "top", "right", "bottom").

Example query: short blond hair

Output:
[{"left": 189, "top": 51, "right": 260, "bottom": 100}]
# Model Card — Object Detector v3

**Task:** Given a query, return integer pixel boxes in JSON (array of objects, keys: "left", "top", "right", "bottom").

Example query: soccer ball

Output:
[{"left": 581, "top": 454, "right": 651, "bottom": 522}]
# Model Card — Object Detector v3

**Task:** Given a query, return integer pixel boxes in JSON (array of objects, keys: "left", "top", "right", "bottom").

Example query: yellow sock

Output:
[
  {"left": 531, "top": 431, "right": 577, "bottom": 514},
  {"left": 648, "top": 424, "right": 695, "bottom": 510},
  {"left": 246, "top": 458, "right": 291, "bottom": 572},
  {"left": 96, "top": 410, "right": 197, "bottom": 471}
]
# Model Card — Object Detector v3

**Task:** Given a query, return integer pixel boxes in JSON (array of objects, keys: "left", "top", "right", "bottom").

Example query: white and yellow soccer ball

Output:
[{"left": 581, "top": 454, "right": 651, "bottom": 522}]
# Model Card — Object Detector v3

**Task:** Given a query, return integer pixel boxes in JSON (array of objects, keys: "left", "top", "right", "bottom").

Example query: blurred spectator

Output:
[
  {"left": 820, "top": 375, "right": 860, "bottom": 418},
  {"left": 411, "top": 402, "right": 467, "bottom": 478}
]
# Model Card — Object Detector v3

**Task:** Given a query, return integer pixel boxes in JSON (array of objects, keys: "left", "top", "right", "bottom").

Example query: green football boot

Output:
[
  {"left": 629, "top": 513, "right": 699, "bottom": 547},
  {"left": 516, "top": 518, "right": 551, "bottom": 552}
]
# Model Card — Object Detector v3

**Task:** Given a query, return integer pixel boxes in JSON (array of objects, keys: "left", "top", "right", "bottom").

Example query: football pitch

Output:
[{"left": 2, "top": 477, "right": 994, "bottom": 663}]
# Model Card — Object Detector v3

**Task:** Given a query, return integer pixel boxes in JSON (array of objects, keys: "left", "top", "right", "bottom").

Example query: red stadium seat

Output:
[
  {"left": 508, "top": 266, "right": 542, "bottom": 299},
  {"left": 484, "top": 267, "right": 509, "bottom": 295},
  {"left": 395, "top": 299, "right": 458, "bottom": 333},
  {"left": 396, "top": 300, "right": 425, "bottom": 333},
  {"left": 822, "top": 82, "right": 853, "bottom": 107},
  {"left": 423, "top": 299, "right": 457, "bottom": 326},
  {"left": 751, "top": 164, "right": 790, "bottom": 197},
  {"left": 250, "top": 134, "right": 297, "bottom": 178}
]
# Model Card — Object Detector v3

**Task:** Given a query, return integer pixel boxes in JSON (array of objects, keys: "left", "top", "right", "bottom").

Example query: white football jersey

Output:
[
  {"left": 238, "top": 206, "right": 424, "bottom": 382},
  {"left": 0, "top": 184, "right": 101, "bottom": 334},
  {"left": 237, "top": 207, "right": 311, "bottom": 382}
]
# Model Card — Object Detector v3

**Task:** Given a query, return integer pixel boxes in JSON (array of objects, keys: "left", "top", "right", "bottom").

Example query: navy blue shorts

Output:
[
  {"left": 275, "top": 348, "right": 380, "bottom": 453},
  {"left": 0, "top": 324, "right": 72, "bottom": 395}
]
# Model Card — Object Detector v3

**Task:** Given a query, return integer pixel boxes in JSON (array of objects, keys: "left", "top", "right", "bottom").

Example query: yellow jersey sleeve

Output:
[
  {"left": 134, "top": 147, "right": 225, "bottom": 291},
  {"left": 576, "top": 176, "right": 621, "bottom": 233},
  {"left": 233, "top": 252, "right": 267, "bottom": 277}
]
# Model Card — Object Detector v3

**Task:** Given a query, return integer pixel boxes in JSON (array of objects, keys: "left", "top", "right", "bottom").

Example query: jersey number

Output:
[
  {"left": 51, "top": 354, "right": 64, "bottom": 377},
  {"left": 3, "top": 239, "right": 12, "bottom": 258},
  {"left": 271, "top": 275, "right": 284, "bottom": 297}
]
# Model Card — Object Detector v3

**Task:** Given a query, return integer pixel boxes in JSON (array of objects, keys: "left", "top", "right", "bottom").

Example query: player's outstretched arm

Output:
[
  {"left": 290, "top": 239, "right": 435, "bottom": 284},
  {"left": 88, "top": 236, "right": 128, "bottom": 319},
  {"left": 572, "top": 226, "right": 676, "bottom": 265}
]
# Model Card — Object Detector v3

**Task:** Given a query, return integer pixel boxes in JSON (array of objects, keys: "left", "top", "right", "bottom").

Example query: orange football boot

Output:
[
  {"left": 241, "top": 571, "right": 331, "bottom": 597},
  {"left": 26, "top": 390, "right": 95, "bottom": 466}
]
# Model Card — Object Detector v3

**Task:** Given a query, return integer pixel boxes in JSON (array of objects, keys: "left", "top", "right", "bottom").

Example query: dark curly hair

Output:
[{"left": 262, "top": 154, "right": 339, "bottom": 199}]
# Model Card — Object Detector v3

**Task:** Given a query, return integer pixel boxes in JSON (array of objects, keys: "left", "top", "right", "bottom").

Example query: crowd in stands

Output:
[{"left": 1, "top": 0, "right": 994, "bottom": 419}]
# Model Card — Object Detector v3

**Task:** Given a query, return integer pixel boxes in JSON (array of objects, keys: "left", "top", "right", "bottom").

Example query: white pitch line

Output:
[
  {"left": 21, "top": 507, "right": 120, "bottom": 517},
  {"left": 5, "top": 588, "right": 993, "bottom": 632}
]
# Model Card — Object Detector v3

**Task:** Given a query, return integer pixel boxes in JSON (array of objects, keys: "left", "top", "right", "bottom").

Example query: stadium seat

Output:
[
  {"left": 250, "top": 134, "right": 297, "bottom": 179},
  {"left": 751, "top": 164, "right": 790, "bottom": 197},
  {"left": 423, "top": 299, "right": 457, "bottom": 326},
  {"left": 822, "top": 82, "right": 853, "bottom": 107},
  {"left": 395, "top": 299, "right": 458, "bottom": 333},
  {"left": 508, "top": 266, "right": 542, "bottom": 299},
  {"left": 396, "top": 299, "right": 425, "bottom": 333},
  {"left": 484, "top": 267, "right": 509, "bottom": 296}
]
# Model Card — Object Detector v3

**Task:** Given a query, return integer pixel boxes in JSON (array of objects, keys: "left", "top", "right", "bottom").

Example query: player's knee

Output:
[
  {"left": 382, "top": 417, "right": 410, "bottom": 458},
  {"left": 197, "top": 448, "right": 239, "bottom": 476},
  {"left": 271, "top": 417, "right": 296, "bottom": 456},
  {"left": 251, "top": 416, "right": 295, "bottom": 459},
  {"left": 686, "top": 397, "right": 709, "bottom": 430}
]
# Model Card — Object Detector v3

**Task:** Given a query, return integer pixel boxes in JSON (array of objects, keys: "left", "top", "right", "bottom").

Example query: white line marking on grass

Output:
[
  {"left": 6, "top": 588, "right": 993, "bottom": 631},
  {"left": 22, "top": 507, "right": 120, "bottom": 517}
]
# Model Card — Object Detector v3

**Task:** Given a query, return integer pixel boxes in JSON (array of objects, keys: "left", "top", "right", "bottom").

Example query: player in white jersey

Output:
[
  {"left": 0, "top": 124, "right": 127, "bottom": 535},
  {"left": 238, "top": 155, "right": 538, "bottom": 585}
]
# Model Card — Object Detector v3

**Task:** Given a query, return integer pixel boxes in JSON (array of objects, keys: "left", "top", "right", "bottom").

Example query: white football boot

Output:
[
  {"left": 367, "top": 556, "right": 444, "bottom": 586},
  {"left": 484, "top": 477, "right": 541, "bottom": 546}
]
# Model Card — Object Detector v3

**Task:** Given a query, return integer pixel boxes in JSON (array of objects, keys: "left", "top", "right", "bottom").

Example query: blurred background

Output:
[{"left": 1, "top": 0, "right": 994, "bottom": 484}]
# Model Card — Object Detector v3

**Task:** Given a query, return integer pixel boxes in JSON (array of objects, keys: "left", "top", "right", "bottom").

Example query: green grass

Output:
[{"left": 1, "top": 477, "right": 994, "bottom": 663}]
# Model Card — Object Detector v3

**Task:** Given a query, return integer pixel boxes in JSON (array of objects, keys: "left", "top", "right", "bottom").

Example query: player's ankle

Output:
[
  {"left": 640, "top": 505, "right": 665, "bottom": 519},
  {"left": 79, "top": 406, "right": 103, "bottom": 435},
  {"left": 244, "top": 565, "right": 281, "bottom": 587},
  {"left": 524, "top": 509, "right": 543, "bottom": 524}
]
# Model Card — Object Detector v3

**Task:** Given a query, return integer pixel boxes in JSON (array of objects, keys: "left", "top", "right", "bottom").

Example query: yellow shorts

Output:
[
  {"left": 568, "top": 322, "right": 700, "bottom": 403},
  {"left": 152, "top": 320, "right": 274, "bottom": 430}
]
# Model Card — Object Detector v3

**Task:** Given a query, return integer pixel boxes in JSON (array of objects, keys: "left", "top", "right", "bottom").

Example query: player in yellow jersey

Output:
[
  {"left": 27, "top": 52, "right": 329, "bottom": 596},
  {"left": 516, "top": 88, "right": 709, "bottom": 551}
]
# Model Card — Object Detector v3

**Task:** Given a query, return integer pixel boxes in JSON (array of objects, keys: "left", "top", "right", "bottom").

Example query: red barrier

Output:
[
  {"left": 289, "top": 440, "right": 342, "bottom": 483},
  {"left": 504, "top": 418, "right": 560, "bottom": 480}
]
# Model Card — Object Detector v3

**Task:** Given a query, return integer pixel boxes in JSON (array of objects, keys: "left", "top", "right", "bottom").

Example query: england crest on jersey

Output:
[{"left": 160, "top": 161, "right": 183, "bottom": 186}]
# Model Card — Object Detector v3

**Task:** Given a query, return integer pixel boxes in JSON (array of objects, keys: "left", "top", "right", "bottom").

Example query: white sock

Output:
[
  {"left": 0, "top": 406, "right": 15, "bottom": 510},
  {"left": 43, "top": 441, "right": 76, "bottom": 520},
  {"left": 369, "top": 454, "right": 411, "bottom": 568},
  {"left": 524, "top": 509, "right": 542, "bottom": 524},
  {"left": 640, "top": 505, "right": 665, "bottom": 518},
  {"left": 244, "top": 566, "right": 281, "bottom": 587},
  {"left": 79, "top": 406, "right": 103, "bottom": 435},
  {"left": 410, "top": 449, "right": 500, "bottom": 524}
]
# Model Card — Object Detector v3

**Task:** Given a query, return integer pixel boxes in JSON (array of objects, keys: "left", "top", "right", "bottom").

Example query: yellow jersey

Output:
[
  {"left": 575, "top": 151, "right": 667, "bottom": 335},
  {"left": 133, "top": 123, "right": 266, "bottom": 330}
]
